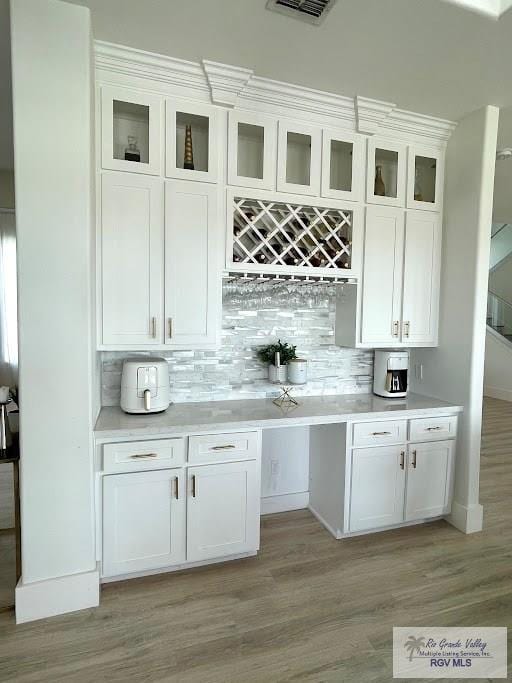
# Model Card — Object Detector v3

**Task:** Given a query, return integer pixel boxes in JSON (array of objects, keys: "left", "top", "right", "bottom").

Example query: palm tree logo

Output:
[{"left": 405, "top": 635, "right": 426, "bottom": 661}]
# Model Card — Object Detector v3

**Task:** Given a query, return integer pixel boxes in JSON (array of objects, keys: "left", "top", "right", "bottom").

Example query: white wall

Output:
[
  {"left": 10, "top": 0, "right": 98, "bottom": 621},
  {"left": 410, "top": 105, "right": 499, "bottom": 534},
  {"left": 484, "top": 328, "right": 512, "bottom": 401}
]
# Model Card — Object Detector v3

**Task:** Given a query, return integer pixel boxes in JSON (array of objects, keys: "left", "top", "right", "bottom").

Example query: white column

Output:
[
  {"left": 10, "top": 0, "right": 98, "bottom": 622},
  {"left": 410, "top": 106, "right": 499, "bottom": 533}
]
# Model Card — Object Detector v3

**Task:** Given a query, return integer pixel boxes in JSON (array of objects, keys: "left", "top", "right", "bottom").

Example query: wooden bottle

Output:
[{"left": 184, "top": 124, "right": 195, "bottom": 170}]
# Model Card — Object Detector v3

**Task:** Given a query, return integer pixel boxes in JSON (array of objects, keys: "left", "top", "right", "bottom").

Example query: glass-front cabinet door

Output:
[
  {"left": 407, "top": 146, "right": 444, "bottom": 212},
  {"left": 321, "top": 129, "right": 364, "bottom": 202},
  {"left": 366, "top": 138, "right": 407, "bottom": 207},
  {"left": 277, "top": 120, "right": 321, "bottom": 196},
  {"left": 101, "top": 86, "right": 162, "bottom": 175},
  {"left": 166, "top": 99, "right": 219, "bottom": 183},
  {"left": 228, "top": 111, "right": 276, "bottom": 190}
]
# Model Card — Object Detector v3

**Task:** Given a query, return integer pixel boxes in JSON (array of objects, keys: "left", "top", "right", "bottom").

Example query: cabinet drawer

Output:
[
  {"left": 188, "top": 432, "right": 259, "bottom": 464},
  {"left": 352, "top": 420, "right": 406, "bottom": 447},
  {"left": 409, "top": 416, "right": 457, "bottom": 442},
  {"left": 103, "top": 439, "right": 185, "bottom": 473}
]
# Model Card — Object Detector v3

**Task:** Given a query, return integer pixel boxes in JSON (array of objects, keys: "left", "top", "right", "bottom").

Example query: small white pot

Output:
[
  {"left": 287, "top": 359, "right": 308, "bottom": 385},
  {"left": 268, "top": 364, "right": 287, "bottom": 384}
]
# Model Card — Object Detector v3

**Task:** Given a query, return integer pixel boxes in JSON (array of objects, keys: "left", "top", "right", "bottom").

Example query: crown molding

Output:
[
  {"left": 384, "top": 108, "right": 457, "bottom": 143},
  {"left": 240, "top": 75, "right": 355, "bottom": 127},
  {"left": 94, "top": 41, "right": 456, "bottom": 144},
  {"left": 94, "top": 41, "right": 209, "bottom": 96},
  {"left": 355, "top": 96, "right": 396, "bottom": 135},
  {"left": 203, "top": 60, "right": 253, "bottom": 107}
]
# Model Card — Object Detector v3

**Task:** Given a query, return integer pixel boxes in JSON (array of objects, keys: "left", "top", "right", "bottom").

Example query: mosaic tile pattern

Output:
[{"left": 101, "top": 280, "right": 374, "bottom": 405}]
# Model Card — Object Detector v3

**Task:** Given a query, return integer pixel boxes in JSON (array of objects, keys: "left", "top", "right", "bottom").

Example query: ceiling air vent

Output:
[{"left": 266, "top": 0, "right": 337, "bottom": 25}]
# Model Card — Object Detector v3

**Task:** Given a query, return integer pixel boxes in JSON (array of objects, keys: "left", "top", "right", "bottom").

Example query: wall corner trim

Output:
[{"left": 15, "top": 568, "right": 100, "bottom": 624}]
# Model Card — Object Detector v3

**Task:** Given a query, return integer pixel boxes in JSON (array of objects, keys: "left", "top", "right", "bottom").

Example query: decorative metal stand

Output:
[{"left": 272, "top": 385, "right": 299, "bottom": 408}]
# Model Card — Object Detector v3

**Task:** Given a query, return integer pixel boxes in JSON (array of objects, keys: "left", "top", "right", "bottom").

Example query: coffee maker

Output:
[{"left": 373, "top": 350, "right": 409, "bottom": 398}]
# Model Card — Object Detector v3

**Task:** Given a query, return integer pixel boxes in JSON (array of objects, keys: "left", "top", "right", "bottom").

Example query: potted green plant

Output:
[{"left": 257, "top": 339, "right": 297, "bottom": 383}]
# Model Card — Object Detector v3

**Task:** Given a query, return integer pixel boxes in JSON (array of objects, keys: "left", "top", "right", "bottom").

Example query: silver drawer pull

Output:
[
  {"left": 371, "top": 431, "right": 391, "bottom": 436},
  {"left": 130, "top": 453, "right": 158, "bottom": 459},
  {"left": 426, "top": 426, "right": 443, "bottom": 431},
  {"left": 211, "top": 444, "right": 237, "bottom": 451}
]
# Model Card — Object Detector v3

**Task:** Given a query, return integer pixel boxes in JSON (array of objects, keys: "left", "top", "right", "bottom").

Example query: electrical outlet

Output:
[
  {"left": 415, "top": 363, "right": 424, "bottom": 381},
  {"left": 271, "top": 459, "right": 280, "bottom": 476}
]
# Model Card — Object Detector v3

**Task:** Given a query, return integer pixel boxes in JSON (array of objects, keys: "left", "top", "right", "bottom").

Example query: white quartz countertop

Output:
[{"left": 94, "top": 393, "right": 463, "bottom": 440}]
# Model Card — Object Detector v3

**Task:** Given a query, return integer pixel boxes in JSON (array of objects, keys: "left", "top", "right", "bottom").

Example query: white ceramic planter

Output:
[
  {"left": 268, "top": 364, "right": 287, "bottom": 384},
  {"left": 288, "top": 359, "right": 308, "bottom": 384}
]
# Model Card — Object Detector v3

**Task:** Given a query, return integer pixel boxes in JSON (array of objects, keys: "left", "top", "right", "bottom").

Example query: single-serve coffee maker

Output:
[{"left": 373, "top": 350, "right": 409, "bottom": 398}]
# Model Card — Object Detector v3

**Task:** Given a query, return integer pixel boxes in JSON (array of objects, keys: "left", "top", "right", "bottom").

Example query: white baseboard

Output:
[
  {"left": 261, "top": 491, "right": 309, "bottom": 515},
  {"left": 484, "top": 385, "right": 512, "bottom": 402},
  {"left": 101, "top": 551, "right": 257, "bottom": 583},
  {"left": 15, "top": 568, "right": 100, "bottom": 624},
  {"left": 447, "top": 501, "right": 483, "bottom": 534},
  {"left": 308, "top": 504, "right": 343, "bottom": 539}
]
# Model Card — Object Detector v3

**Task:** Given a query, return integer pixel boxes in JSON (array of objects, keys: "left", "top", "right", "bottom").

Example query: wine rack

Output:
[{"left": 230, "top": 196, "right": 353, "bottom": 273}]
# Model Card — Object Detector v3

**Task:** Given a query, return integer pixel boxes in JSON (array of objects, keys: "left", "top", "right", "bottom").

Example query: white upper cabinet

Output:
[
  {"left": 407, "top": 145, "right": 444, "bottom": 212},
  {"left": 366, "top": 138, "right": 407, "bottom": 207},
  {"left": 277, "top": 120, "right": 322, "bottom": 196},
  {"left": 101, "top": 86, "right": 162, "bottom": 176},
  {"left": 401, "top": 211, "right": 441, "bottom": 345},
  {"left": 321, "top": 129, "right": 364, "bottom": 202},
  {"left": 405, "top": 441, "right": 454, "bottom": 521},
  {"left": 165, "top": 99, "right": 219, "bottom": 183},
  {"left": 360, "top": 206, "right": 404, "bottom": 346},
  {"left": 100, "top": 172, "right": 164, "bottom": 346},
  {"left": 228, "top": 111, "right": 277, "bottom": 190},
  {"left": 358, "top": 206, "right": 441, "bottom": 348},
  {"left": 165, "top": 181, "right": 220, "bottom": 348}
]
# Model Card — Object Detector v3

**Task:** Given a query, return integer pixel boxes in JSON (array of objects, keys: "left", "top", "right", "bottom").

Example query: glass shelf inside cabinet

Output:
[
  {"left": 232, "top": 197, "right": 353, "bottom": 270},
  {"left": 175, "top": 112, "right": 209, "bottom": 173},
  {"left": 330, "top": 139, "right": 353, "bottom": 192},
  {"left": 237, "top": 123, "right": 264, "bottom": 180},
  {"left": 113, "top": 100, "right": 150, "bottom": 165},
  {"left": 414, "top": 155, "right": 437, "bottom": 204},
  {"left": 286, "top": 132, "right": 311, "bottom": 186},
  {"left": 374, "top": 148, "right": 398, "bottom": 199}
]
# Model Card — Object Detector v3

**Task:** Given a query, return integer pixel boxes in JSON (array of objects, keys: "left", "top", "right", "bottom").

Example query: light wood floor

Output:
[{"left": 0, "top": 397, "right": 510, "bottom": 682}]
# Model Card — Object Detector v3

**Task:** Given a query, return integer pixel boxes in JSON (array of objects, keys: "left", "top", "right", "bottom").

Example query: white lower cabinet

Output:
[
  {"left": 349, "top": 445, "right": 406, "bottom": 532},
  {"left": 186, "top": 460, "right": 260, "bottom": 562},
  {"left": 102, "top": 468, "right": 186, "bottom": 577},
  {"left": 348, "top": 423, "right": 456, "bottom": 534},
  {"left": 405, "top": 440, "right": 454, "bottom": 521},
  {"left": 101, "top": 432, "right": 262, "bottom": 578}
]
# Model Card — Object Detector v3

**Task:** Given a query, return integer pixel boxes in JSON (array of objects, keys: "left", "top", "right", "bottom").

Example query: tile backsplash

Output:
[{"left": 101, "top": 280, "right": 373, "bottom": 405}]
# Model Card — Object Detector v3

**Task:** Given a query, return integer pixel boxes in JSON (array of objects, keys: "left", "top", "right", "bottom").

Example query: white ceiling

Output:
[
  {"left": 3, "top": 0, "right": 512, "bottom": 171},
  {"left": 64, "top": 0, "right": 512, "bottom": 123}
]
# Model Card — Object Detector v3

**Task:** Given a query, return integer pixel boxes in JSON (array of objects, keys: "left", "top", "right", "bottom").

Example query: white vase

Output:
[
  {"left": 268, "top": 364, "right": 287, "bottom": 384},
  {"left": 288, "top": 358, "right": 308, "bottom": 384}
]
